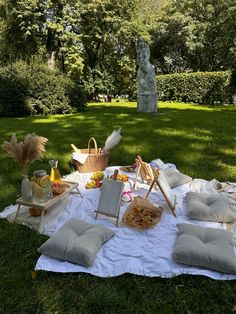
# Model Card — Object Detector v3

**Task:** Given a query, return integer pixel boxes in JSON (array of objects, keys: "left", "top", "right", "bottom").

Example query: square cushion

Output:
[
  {"left": 38, "top": 219, "right": 115, "bottom": 267},
  {"left": 161, "top": 168, "right": 192, "bottom": 189},
  {"left": 173, "top": 223, "right": 236, "bottom": 274},
  {"left": 187, "top": 192, "right": 236, "bottom": 223}
]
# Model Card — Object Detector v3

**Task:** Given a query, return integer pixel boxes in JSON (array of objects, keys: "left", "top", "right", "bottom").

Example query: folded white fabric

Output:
[
  {"left": 190, "top": 179, "right": 236, "bottom": 194},
  {"left": 72, "top": 152, "right": 89, "bottom": 164},
  {"left": 186, "top": 192, "right": 236, "bottom": 223},
  {"left": 150, "top": 158, "right": 177, "bottom": 170},
  {"left": 173, "top": 223, "right": 236, "bottom": 274}
]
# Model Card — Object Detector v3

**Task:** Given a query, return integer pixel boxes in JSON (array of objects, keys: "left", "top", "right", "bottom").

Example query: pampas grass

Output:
[
  {"left": 2, "top": 133, "right": 48, "bottom": 175},
  {"left": 102, "top": 128, "right": 122, "bottom": 152}
]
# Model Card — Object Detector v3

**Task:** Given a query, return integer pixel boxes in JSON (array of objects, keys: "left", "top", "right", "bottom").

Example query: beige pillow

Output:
[
  {"left": 187, "top": 192, "right": 236, "bottom": 223},
  {"left": 173, "top": 223, "right": 236, "bottom": 274},
  {"left": 38, "top": 219, "right": 115, "bottom": 266}
]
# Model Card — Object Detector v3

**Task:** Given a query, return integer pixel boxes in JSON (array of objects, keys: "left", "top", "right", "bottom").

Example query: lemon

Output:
[
  {"left": 38, "top": 175, "right": 50, "bottom": 188},
  {"left": 31, "top": 181, "right": 44, "bottom": 198},
  {"left": 30, "top": 176, "right": 37, "bottom": 182}
]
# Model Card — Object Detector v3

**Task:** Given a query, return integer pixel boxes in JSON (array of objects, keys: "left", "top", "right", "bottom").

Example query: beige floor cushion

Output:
[
  {"left": 173, "top": 223, "right": 236, "bottom": 274},
  {"left": 161, "top": 168, "right": 192, "bottom": 189},
  {"left": 38, "top": 218, "right": 115, "bottom": 266},
  {"left": 187, "top": 192, "right": 236, "bottom": 223}
]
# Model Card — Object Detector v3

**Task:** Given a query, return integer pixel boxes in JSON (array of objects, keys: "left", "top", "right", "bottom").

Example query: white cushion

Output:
[
  {"left": 38, "top": 219, "right": 115, "bottom": 266},
  {"left": 187, "top": 192, "right": 236, "bottom": 223},
  {"left": 173, "top": 223, "right": 236, "bottom": 274}
]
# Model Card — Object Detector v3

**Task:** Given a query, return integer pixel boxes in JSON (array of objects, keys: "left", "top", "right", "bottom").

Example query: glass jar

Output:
[{"left": 31, "top": 169, "right": 52, "bottom": 203}]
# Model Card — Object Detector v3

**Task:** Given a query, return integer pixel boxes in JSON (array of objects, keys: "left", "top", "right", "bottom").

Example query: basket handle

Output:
[{"left": 88, "top": 137, "right": 98, "bottom": 154}]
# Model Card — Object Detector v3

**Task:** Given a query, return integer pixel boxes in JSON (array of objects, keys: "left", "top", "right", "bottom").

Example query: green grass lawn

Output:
[{"left": 1, "top": 101, "right": 236, "bottom": 313}]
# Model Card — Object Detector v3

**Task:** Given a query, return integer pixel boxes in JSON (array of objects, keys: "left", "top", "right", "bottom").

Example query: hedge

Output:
[
  {"left": 0, "top": 59, "right": 86, "bottom": 117},
  {"left": 158, "top": 71, "right": 232, "bottom": 105}
]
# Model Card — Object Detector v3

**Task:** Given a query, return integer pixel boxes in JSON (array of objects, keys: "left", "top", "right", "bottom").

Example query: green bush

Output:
[
  {"left": 158, "top": 71, "right": 232, "bottom": 105},
  {"left": 0, "top": 59, "right": 86, "bottom": 116}
]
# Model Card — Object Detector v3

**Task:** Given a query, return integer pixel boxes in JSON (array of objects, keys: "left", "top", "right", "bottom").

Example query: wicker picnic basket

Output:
[{"left": 74, "top": 137, "right": 110, "bottom": 173}]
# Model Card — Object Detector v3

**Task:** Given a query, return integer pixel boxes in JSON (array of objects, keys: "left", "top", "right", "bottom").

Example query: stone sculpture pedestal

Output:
[{"left": 137, "top": 94, "right": 157, "bottom": 113}]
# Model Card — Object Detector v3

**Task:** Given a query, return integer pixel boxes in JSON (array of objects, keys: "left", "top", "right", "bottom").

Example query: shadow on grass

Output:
[{"left": 1, "top": 103, "right": 236, "bottom": 208}]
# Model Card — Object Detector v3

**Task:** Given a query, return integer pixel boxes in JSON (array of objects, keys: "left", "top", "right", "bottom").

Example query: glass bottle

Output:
[
  {"left": 49, "top": 160, "right": 62, "bottom": 183},
  {"left": 21, "top": 175, "right": 32, "bottom": 201}
]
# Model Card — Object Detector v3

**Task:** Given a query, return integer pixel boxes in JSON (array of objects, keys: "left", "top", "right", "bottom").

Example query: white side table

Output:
[{"left": 14, "top": 181, "right": 80, "bottom": 232}]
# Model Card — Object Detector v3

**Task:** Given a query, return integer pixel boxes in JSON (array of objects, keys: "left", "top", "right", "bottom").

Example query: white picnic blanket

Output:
[
  {"left": 36, "top": 164, "right": 236, "bottom": 280},
  {"left": 2, "top": 160, "right": 236, "bottom": 280}
]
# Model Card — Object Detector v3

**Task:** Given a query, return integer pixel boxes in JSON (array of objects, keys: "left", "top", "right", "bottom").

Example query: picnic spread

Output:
[{"left": 2, "top": 131, "right": 236, "bottom": 280}]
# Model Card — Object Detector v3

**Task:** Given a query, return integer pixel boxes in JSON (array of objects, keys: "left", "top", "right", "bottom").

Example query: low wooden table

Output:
[{"left": 14, "top": 180, "right": 80, "bottom": 232}]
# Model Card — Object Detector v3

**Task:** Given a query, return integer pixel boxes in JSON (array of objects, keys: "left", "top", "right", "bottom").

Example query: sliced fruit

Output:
[
  {"left": 85, "top": 180, "right": 100, "bottom": 189},
  {"left": 31, "top": 181, "right": 44, "bottom": 198},
  {"left": 110, "top": 173, "right": 129, "bottom": 182},
  {"left": 91, "top": 171, "right": 104, "bottom": 180},
  {"left": 38, "top": 175, "right": 50, "bottom": 187}
]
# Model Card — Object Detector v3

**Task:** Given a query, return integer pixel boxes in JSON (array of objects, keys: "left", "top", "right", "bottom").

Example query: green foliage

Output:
[
  {"left": 158, "top": 71, "right": 232, "bottom": 105},
  {"left": 178, "top": 0, "right": 236, "bottom": 71},
  {"left": 0, "top": 0, "right": 236, "bottom": 98},
  {"left": 46, "top": 0, "right": 84, "bottom": 75},
  {"left": 0, "top": 0, "right": 46, "bottom": 60},
  {"left": 0, "top": 59, "right": 86, "bottom": 116},
  {"left": 78, "top": 0, "right": 144, "bottom": 98},
  {"left": 150, "top": 0, "right": 236, "bottom": 73}
]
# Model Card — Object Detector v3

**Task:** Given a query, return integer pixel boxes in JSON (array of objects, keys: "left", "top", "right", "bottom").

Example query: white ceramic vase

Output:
[{"left": 21, "top": 175, "right": 32, "bottom": 201}]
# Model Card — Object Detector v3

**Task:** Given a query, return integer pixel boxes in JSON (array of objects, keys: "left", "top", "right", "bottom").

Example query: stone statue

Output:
[{"left": 136, "top": 38, "right": 157, "bottom": 113}]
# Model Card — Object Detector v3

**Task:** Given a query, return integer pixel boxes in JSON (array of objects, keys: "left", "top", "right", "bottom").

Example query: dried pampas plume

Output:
[
  {"left": 102, "top": 128, "right": 122, "bottom": 152},
  {"left": 2, "top": 133, "right": 48, "bottom": 175}
]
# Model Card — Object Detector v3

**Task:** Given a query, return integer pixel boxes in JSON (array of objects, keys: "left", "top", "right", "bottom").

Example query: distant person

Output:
[{"left": 107, "top": 94, "right": 112, "bottom": 102}]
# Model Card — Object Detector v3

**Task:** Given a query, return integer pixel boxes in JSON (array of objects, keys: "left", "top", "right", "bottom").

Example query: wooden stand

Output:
[
  {"left": 145, "top": 168, "right": 176, "bottom": 217},
  {"left": 132, "top": 155, "right": 157, "bottom": 191},
  {"left": 14, "top": 181, "right": 80, "bottom": 232}
]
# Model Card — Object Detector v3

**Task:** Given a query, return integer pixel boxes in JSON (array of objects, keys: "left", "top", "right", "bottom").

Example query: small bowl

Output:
[
  {"left": 33, "top": 170, "right": 47, "bottom": 178},
  {"left": 29, "top": 207, "right": 45, "bottom": 217}
]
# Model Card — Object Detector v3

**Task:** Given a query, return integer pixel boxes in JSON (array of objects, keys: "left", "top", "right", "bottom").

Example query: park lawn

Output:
[{"left": 1, "top": 101, "right": 236, "bottom": 313}]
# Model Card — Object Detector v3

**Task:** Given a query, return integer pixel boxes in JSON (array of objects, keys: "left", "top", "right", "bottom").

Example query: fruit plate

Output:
[
  {"left": 119, "top": 165, "right": 136, "bottom": 173},
  {"left": 109, "top": 173, "right": 129, "bottom": 182},
  {"left": 52, "top": 182, "right": 71, "bottom": 196},
  {"left": 122, "top": 196, "right": 163, "bottom": 230}
]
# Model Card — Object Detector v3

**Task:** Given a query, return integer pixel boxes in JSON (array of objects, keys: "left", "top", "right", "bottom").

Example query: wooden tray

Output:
[
  {"left": 16, "top": 180, "right": 78, "bottom": 209},
  {"left": 14, "top": 180, "right": 80, "bottom": 232},
  {"left": 122, "top": 196, "right": 163, "bottom": 230}
]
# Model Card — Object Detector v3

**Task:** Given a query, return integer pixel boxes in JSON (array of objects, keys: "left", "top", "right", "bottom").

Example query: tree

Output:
[
  {"left": 177, "top": 0, "right": 236, "bottom": 71},
  {"left": 77, "top": 0, "right": 146, "bottom": 98},
  {"left": 149, "top": 0, "right": 236, "bottom": 73},
  {"left": 0, "top": 0, "right": 46, "bottom": 61}
]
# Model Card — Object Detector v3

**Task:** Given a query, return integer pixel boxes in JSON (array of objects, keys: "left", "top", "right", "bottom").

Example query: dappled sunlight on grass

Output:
[
  {"left": 1, "top": 101, "right": 236, "bottom": 208},
  {"left": 155, "top": 129, "right": 213, "bottom": 142}
]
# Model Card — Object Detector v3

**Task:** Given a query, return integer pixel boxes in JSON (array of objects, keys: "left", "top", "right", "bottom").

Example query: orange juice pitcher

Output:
[{"left": 49, "top": 160, "right": 62, "bottom": 183}]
